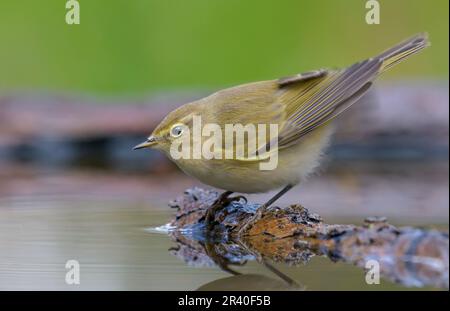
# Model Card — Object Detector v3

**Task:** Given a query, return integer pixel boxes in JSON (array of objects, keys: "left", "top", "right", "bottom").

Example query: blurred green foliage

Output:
[{"left": 0, "top": 0, "right": 448, "bottom": 96}]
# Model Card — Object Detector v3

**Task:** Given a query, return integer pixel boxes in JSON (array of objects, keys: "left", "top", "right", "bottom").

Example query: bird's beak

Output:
[{"left": 133, "top": 136, "right": 158, "bottom": 150}]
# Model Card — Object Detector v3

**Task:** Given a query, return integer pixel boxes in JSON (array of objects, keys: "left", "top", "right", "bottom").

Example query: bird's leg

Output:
[
  {"left": 204, "top": 191, "right": 247, "bottom": 229},
  {"left": 214, "top": 191, "right": 234, "bottom": 205},
  {"left": 204, "top": 191, "right": 232, "bottom": 227},
  {"left": 204, "top": 241, "right": 243, "bottom": 276},
  {"left": 261, "top": 259, "right": 302, "bottom": 288},
  {"left": 238, "top": 184, "right": 293, "bottom": 236},
  {"left": 258, "top": 184, "right": 293, "bottom": 214}
]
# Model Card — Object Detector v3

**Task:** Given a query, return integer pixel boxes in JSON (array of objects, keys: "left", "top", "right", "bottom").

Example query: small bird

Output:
[{"left": 134, "top": 33, "right": 429, "bottom": 227}]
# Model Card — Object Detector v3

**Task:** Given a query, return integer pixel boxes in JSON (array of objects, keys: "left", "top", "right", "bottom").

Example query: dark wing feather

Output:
[
  {"left": 273, "top": 33, "right": 429, "bottom": 150},
  {"left": 276, "top": 59, "right": 380, "bottom": 148}
]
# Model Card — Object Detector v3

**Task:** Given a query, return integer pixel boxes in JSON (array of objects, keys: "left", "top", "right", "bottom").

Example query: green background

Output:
[{"left": 0, "top": 0, "right": 448, "bottom": 95}]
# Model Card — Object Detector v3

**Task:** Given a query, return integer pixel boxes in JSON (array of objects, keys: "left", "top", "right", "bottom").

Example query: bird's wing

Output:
[
  {"left": 203, "top": 65, "right": 377, "bottom": 160},
  {"left": 205, "top": 33, "right": 429, "bottom": 158},
  {"left": 274, "top": 62, "right": 378, "bottom": 149},
  {"left": 274, "top": 33, "right": 429, "bottom": 150}
]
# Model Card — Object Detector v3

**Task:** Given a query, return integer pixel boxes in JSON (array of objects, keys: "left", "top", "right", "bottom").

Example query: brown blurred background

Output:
[{"left": 0, "top": 0, "right": 448, "bottom": 291}]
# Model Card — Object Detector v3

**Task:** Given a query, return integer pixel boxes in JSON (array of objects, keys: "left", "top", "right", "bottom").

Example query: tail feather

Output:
[{"left": 377, "top": 33, "right": 430, "bottom": 72}]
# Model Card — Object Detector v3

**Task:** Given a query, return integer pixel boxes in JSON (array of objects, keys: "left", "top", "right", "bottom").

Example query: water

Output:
[
  {"left": 0, "top": 201, "right": 445, "bottom": 291},
  {"left": 0, "top": 162, "right": 448, "bottom": 290}
]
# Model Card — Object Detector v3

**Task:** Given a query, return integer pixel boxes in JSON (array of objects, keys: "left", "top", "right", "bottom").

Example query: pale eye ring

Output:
[{"left": 170, "top": 125, "right": 184, "bottom": 138}]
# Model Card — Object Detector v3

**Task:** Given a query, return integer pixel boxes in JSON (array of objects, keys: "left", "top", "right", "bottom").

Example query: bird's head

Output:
[{"left": 133, "top": 102, "right": 197, "bottom": 154}]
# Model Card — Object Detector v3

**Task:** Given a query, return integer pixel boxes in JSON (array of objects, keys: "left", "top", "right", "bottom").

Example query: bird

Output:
[{"left": 134, "top": 33, "right": 429, "bottom": 229}]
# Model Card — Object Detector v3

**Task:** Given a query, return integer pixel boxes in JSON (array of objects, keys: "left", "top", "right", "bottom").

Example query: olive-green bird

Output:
[{"left": 134, "top": 33, "right": 429, "bottom": 226}]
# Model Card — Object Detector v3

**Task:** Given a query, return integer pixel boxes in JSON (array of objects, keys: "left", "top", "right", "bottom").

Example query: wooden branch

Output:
[{"left": 168, "top": 187, "right": 449, "bottom": 289}]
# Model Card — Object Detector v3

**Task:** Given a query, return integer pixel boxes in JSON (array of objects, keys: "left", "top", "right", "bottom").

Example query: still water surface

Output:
[{"left": 0, "top": 196, "right": 445, "bottom": 290}]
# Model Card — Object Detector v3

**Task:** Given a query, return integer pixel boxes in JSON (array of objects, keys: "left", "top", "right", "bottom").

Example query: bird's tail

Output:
[{"left": 377, "top": 32, "right": 430, "bottom": 73}]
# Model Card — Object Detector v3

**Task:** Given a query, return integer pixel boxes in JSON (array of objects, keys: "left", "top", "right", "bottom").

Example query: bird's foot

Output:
[
  {"left": 215, "top": 191, "right": 247, "bottom": 207},
  {"left": 204, "top": 191, "right": 247, "bottom": 230}
]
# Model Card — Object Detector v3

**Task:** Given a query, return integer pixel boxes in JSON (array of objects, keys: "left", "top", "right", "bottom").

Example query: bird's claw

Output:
[
  {"left": 214, "top": 192, "right": 247, "bottom": 207},
  {"left": 205, "top": 191, "right": 248, "bottom": 230}
]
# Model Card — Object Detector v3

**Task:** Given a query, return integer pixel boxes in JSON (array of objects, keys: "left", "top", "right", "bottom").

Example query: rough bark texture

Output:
[{"left": 168, "top": 187, "right": 449, "bottom": 289}]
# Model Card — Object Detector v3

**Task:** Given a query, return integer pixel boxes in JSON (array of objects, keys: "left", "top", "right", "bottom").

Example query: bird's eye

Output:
[{"left": 170, "top": 125, "right": 184, "bottom": 138}]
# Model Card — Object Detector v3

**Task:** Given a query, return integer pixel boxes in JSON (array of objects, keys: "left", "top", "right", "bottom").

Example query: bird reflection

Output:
[{"left": 168, "top": 232, "right": 304, "bottom": 290}]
